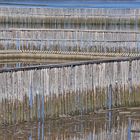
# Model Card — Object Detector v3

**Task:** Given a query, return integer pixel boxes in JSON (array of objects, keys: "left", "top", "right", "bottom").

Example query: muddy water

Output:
[{"left": 0, "top": 108, "right": 140, "bottom": 140}]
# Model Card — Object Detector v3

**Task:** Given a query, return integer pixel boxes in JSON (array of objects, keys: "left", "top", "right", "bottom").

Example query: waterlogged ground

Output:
[{"left": 0, "top": 107, "right": 140, "bottom": 140}]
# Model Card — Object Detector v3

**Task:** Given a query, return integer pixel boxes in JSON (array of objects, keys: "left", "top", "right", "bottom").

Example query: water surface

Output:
[
  {"left": 0, "top": 59, "right": 77, "bottom": 69},
  {"left": 0, "top": 0, "right": 140, "bottom": 8},
  {"left": 0, "top": 108, "right": 140, "bottom": 140}
]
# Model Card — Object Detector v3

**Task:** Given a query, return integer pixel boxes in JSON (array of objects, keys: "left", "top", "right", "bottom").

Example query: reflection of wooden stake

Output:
[
  {"left": 42, "top": 95, "right": 44, "bottom": 122},
  {"left": 38, "top": 94, "right": 40, "bottom": 121},
  {"left": 107, "top": 84, "right": 112, "bottom": 137},
  {"left": 108, "top": 84, "right": 112, "bottom": 110},
  {"left": 128, "top": 117, "right": 131, "bottom": 140},
  {"left": 35, "top": 94, "right": 37, "bottom": 121}
]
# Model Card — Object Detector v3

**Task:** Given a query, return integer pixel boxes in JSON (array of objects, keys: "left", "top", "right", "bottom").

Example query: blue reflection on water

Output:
[
  {"left": 29, "top": 134, "right": 32, "bottom": 140},
  {"left": 127, "top": 118, "right": 132, "bottom": 140},
  {"left": 38, "top": 122, "right": 41, "bottom": 140},
  {"left": 0, "top": 0, "right": 140, "bottom": 8}
]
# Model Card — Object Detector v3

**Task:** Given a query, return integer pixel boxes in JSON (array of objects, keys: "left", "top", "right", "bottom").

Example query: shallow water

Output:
[
  {"left": 0, "top": 59, "right": 76, "bottom": 69},
  {"left": 0, "top": 108, "right": 140, "bottom": 140}
]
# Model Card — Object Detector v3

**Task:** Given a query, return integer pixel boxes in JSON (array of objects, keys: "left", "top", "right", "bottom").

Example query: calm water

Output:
[
  {"left": 0, "top": 59, "right": 76, "bottom": 69},
  {"left": 0, "top": 0, "right": 140, "bottom": 8},
  {"left": 0, "top": 108, "right": 140, "bottom": 140}
]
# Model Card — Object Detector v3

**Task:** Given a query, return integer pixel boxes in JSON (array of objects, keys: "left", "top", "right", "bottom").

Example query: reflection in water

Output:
[
  {"left": 0, "top": 59, "right": 74, "bottom": 69},
  {"left": 128, "top": 118, "right": 131, "bottom": 140},
  {"left": 0, "top": 109, "right": 140, "bottom": 140}
]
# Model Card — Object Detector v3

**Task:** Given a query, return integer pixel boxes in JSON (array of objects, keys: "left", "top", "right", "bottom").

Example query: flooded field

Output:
[{"left": 0, "top": 1, "right": 140, "bottom": 140}]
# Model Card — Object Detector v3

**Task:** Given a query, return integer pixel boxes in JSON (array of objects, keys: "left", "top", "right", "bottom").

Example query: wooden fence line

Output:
[
  {"left": 1, "top": 28, "right": 140, "bottom": 33},
  {"left": 0, "top": 7, "right": 140, "bottom": 16},
  {"left": 0, "top": 15, "right": 139, "bottom": 25},
  {"left": 0, "top": 8, "right": 140, "bottom": 25},
  {"left": 0, "top": 58, "right": 140, "bottom": 125},
  {"left": 0, "top": 29, "right": 140, "bottom": 53}
]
